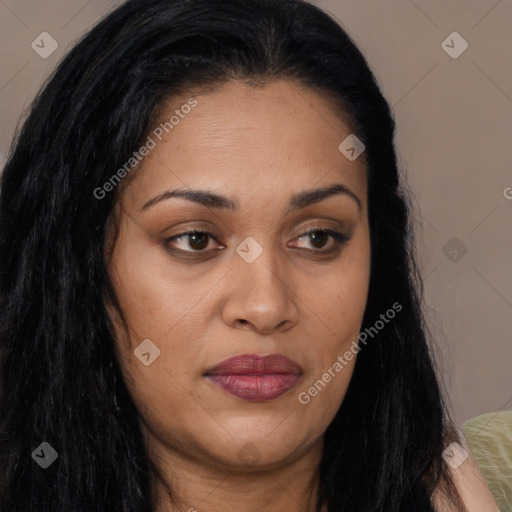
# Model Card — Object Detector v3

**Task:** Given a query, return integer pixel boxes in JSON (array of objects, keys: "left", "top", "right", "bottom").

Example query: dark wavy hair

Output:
[{"left": 0, "top": 0, "right": 464, "bottom": 510}]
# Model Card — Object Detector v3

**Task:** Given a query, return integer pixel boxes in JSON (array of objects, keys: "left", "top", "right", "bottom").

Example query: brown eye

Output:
[
  {"left": 292, "top": 229, "right": 349, "bottom": 252},
  {"left": 308, "top": 230, "right": 330, "bottom": 249},
  {"left": 164, "top": 230, "right": 220, "bottom": 252},
  {"left": 186, "top": 232, "right": 209, "bottom": 250}
]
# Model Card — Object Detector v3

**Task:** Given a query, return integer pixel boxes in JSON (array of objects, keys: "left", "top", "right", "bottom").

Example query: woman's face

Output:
[{"left": 108, "top": 79, "right": 370, "bottom": 471}]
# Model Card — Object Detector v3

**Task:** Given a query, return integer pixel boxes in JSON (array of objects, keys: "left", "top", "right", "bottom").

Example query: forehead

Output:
[{"left": 121, "top": 79, "right": 367, "bottom": 210}]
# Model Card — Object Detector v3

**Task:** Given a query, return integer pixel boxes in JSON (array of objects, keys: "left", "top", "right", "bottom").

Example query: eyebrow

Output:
[{"left": 141, "top": 183, "right": 362, "bottom": 213}]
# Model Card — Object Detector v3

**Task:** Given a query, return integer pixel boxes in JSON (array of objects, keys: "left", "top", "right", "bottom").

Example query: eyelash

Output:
[{"left": 163, "top": 228, "right": 350, "bottom": 258}]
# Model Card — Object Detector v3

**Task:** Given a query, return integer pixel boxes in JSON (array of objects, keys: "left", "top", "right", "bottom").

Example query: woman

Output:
[{"left": 0, "top": 0, "right": 498, "bottom": 510}]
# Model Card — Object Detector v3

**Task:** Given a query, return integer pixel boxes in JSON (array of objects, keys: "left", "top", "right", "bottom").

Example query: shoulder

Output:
[{"left": 432, "top": 442, "right": 500, "bottom": 512}]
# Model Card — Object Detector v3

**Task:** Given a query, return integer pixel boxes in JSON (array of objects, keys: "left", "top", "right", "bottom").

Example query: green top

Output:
[{"left": 463, "top": 410, "right": 512, "bottom": 512}]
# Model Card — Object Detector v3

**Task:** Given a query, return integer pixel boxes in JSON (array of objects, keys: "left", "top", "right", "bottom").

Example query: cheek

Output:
[
  {"left": 108, "top": 235, "right": 205, "bottom": 342},
  {"left": 314, "top": 248, "right": 370, "bottom": 347},
  {"left": 107, "top": 237, "right": 211, "bottom": 414},
  {"left": 295, "top": 244, "right": 370, "bottom": 417},
  {"left": 294, "top": 290, "right": 363, "bottom": 431}
]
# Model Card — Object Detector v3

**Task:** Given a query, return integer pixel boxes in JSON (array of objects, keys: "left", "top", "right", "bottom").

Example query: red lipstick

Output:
[{"left": 204, "top": 353, "right": 303, "bottom": 401}]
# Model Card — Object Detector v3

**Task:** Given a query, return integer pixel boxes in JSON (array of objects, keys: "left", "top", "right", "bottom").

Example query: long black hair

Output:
[{"left": 0, "top": 0, "right": 464, "bottom": 510}]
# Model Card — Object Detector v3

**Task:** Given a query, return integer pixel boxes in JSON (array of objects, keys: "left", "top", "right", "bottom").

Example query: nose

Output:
[{"left": 221, "top": 242, "right": 299, "bottom": 334}]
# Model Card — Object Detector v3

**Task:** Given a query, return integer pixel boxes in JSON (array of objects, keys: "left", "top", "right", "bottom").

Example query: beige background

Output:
[{"left": 0, "top": 0, "right": 511, "bottom": 427}]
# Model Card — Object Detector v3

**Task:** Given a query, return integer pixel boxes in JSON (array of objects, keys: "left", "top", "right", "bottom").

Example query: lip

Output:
[{"left": 204, "top": 353, "right": 303, "bottom": 402}]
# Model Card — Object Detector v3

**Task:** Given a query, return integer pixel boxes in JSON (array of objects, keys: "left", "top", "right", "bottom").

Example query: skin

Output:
[
  {"left": 433, "top": 442, "right": 500, "bottom": 512},
  {"left": 106, "top": 79, "right": 498, "bottom": 511},
  {"left": 107, "top": 79, "right": 370, "bottom": 512}
]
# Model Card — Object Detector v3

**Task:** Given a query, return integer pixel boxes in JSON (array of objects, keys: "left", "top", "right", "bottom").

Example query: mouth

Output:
[{"left": 204, "top": 353, "right": 303, "bottom": 402}]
